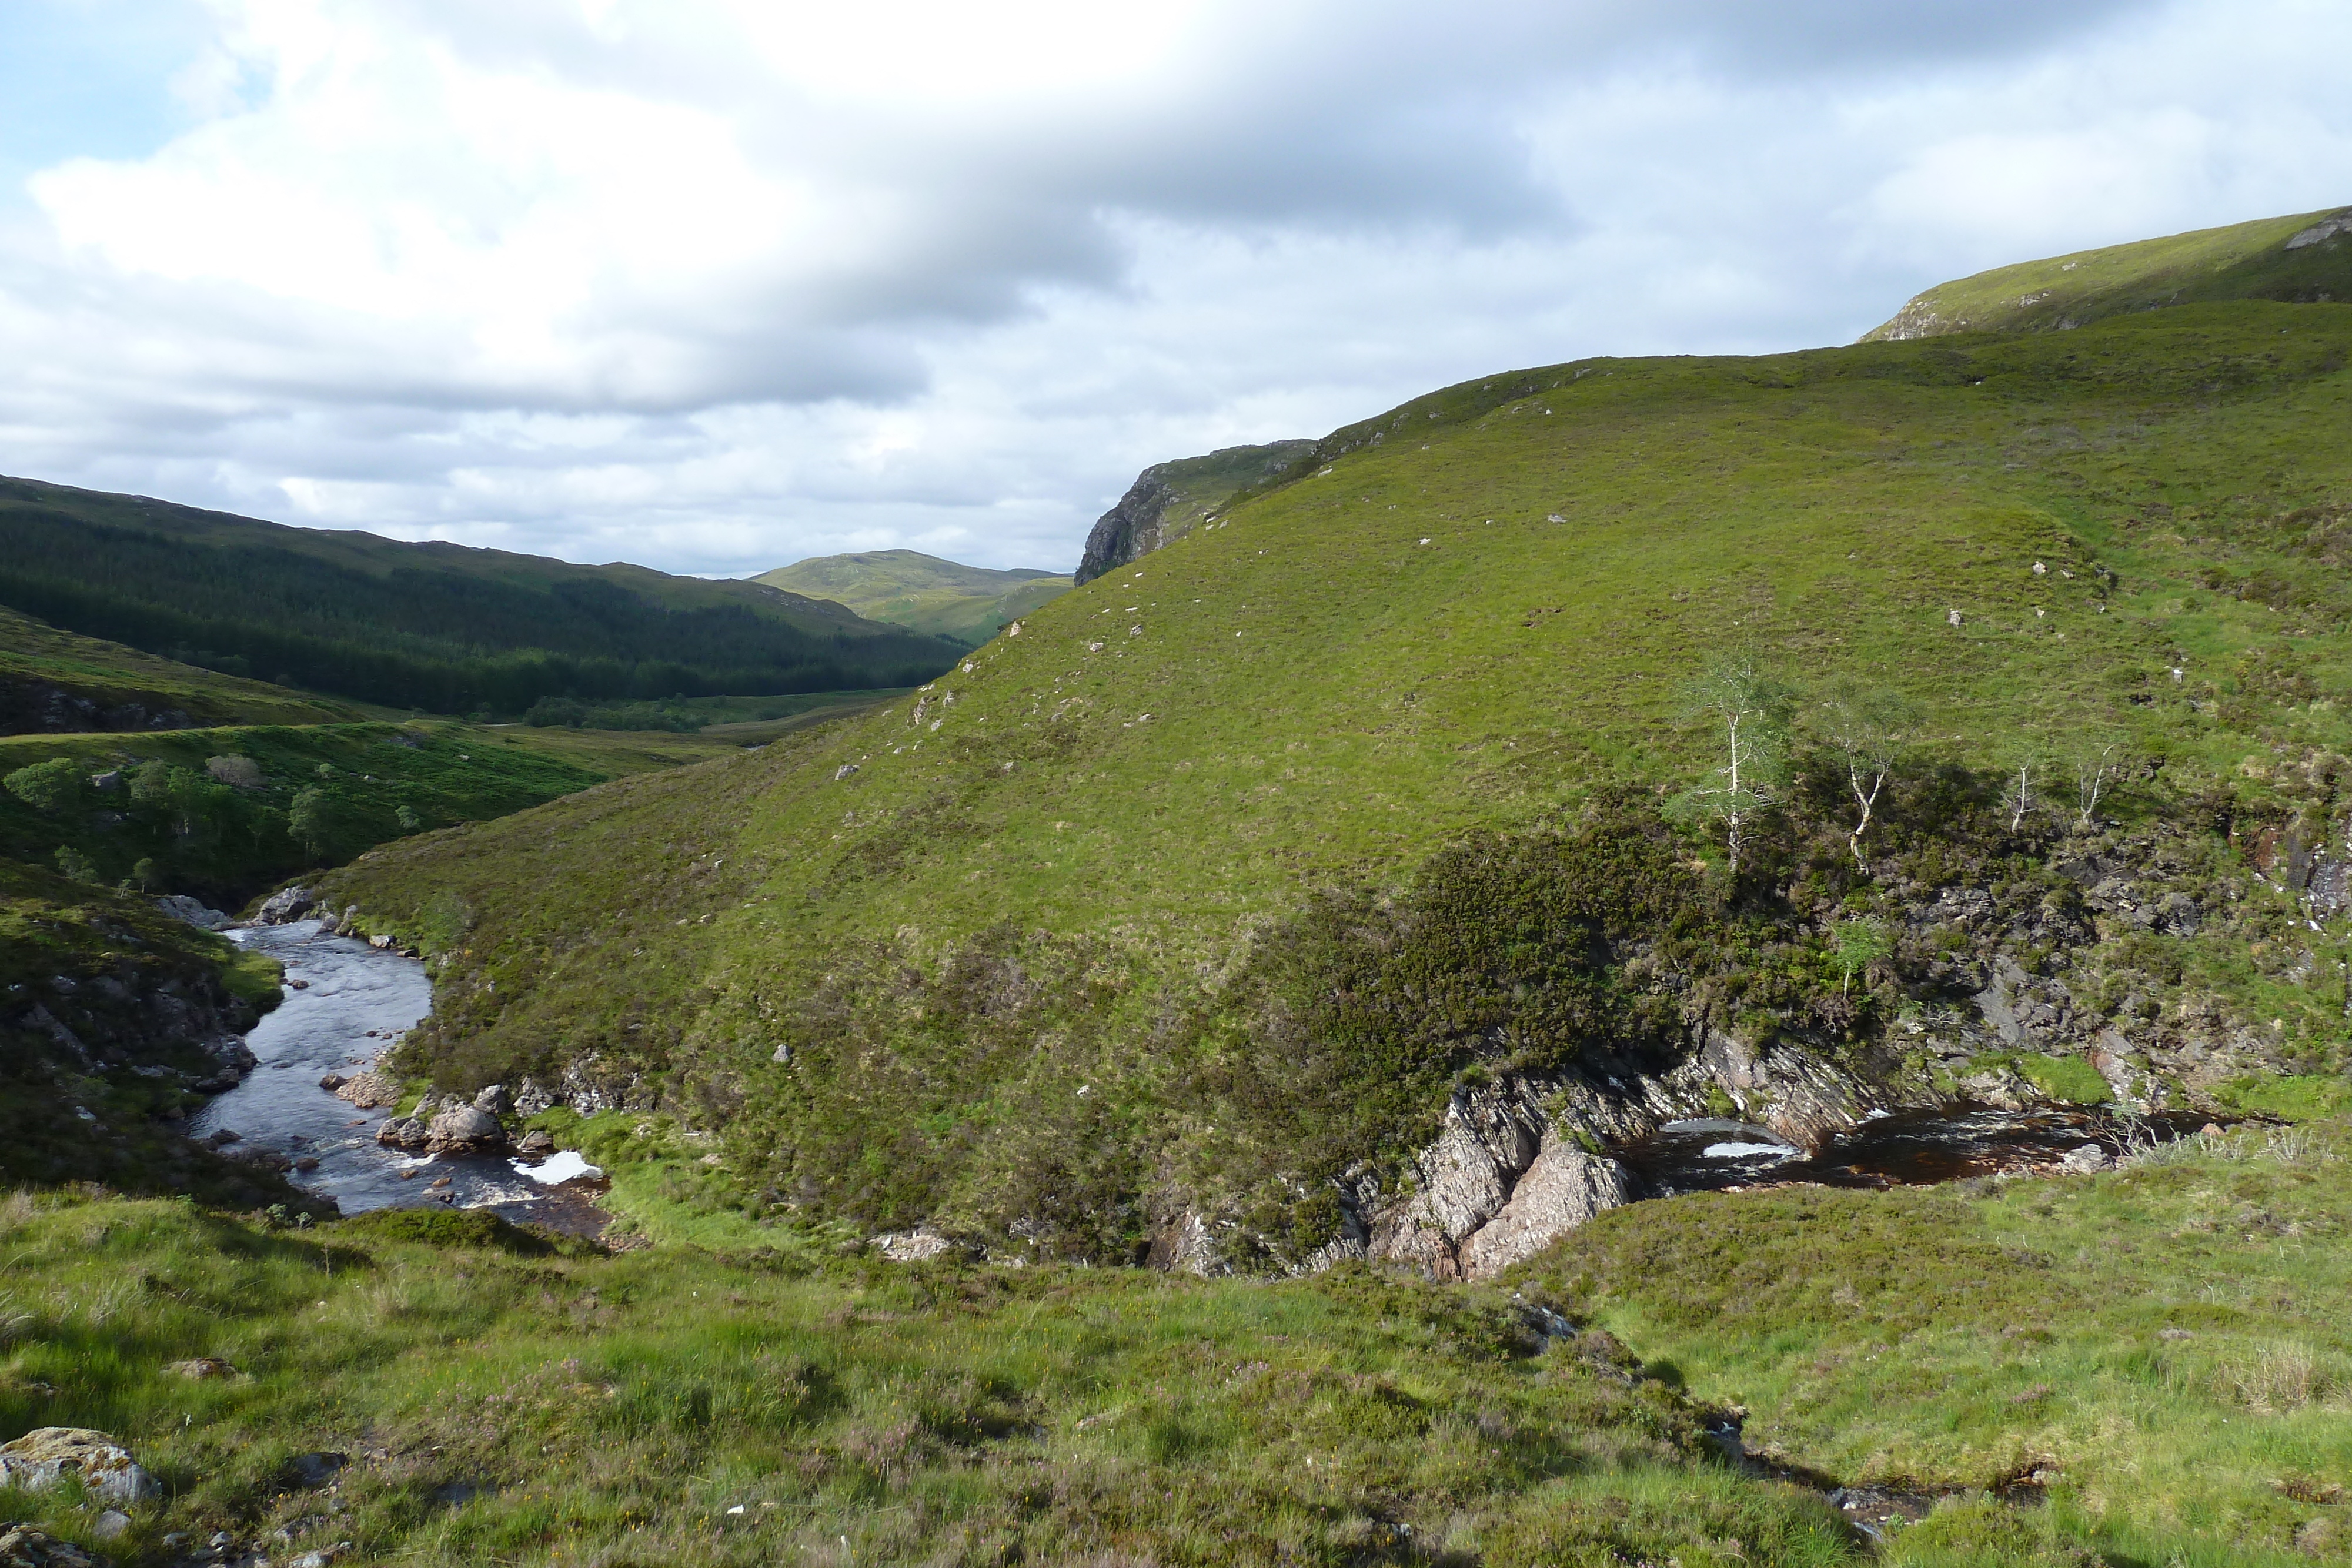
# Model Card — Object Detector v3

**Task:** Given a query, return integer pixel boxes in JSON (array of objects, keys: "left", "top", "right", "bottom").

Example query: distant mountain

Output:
[
  {"left": 754, "top": 549, "right": 1072, "bottom": 648},
  {"left": 1864, "top": 204, "right": 2352, "bottom": 340},
  {"left": 1075, "top": 440, "right": 1317, "bottom": 584},
  {"left": 0, "top": 477, "right": 965, "bottom": 714}
]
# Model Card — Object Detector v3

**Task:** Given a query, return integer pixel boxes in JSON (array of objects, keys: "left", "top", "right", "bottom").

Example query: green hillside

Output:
[
  {"left": 0, "top": 603, "right": 364, "bottom": 734},
  {"left": 19, "top": 222, "right": 2352, "bottom": 1568},
  {"left": 0, "top": 476, "right": 965, "bottom": 714},
  {"left": 325, "top": 287, "right": 2352, "bottom": 1252},
  {"left": 754, "top": 549, "right": 1072, "bottom": 647},
  {"left": 1865, "top": 205, "right": 2352, "bottom": 339}
]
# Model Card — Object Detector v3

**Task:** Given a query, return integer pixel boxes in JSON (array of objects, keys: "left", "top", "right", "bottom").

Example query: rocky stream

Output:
[{"left": 185, "top": 918, "right": 608, "bottom": 1234}]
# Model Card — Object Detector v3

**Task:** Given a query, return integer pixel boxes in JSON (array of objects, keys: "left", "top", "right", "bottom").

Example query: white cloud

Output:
[{"left": 0, "top": 0, "right": 2346, "bottom": 575}]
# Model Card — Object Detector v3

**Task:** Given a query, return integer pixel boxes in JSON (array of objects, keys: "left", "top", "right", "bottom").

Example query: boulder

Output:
[
  {"left": 166, "top": 1357, "right": 236, "bottom": 1379},
  {"left": 2060, "top": 1142, "right": 2110, "bottom": 1175},
  {"left": 255, "top": 885, "right": 319, "bottom": 924},
  {"left": 0, "top": 1427, "right": 162, "bottom": 1506},
  {"left": 154, "top": 894, "right": 233, "bottom": 931},
  {"left": 426, "top": 1105, "right": 506, "bottom": 1154},
  {"left": 473, "top": 1084, "right": 512, "bottom": 1116},
  {"left": 875, "top": 1228, "right": 956, "bottom": 1262},
  {"left": 517, "top": 1129, "right": 556, "bottom": 1156},
  {"left": 375, "top": 1116, "right": 430, "bottom": 1151},
  {"left": 0, "top": 1523, "right": 108, "bottom": 1567}
]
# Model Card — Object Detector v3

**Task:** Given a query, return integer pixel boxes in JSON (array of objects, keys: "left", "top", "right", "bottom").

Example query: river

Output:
[
  {"left": 185, "top": 919, "right": 609, "bottom": 1233},
  {"left": 1613, "top": 1103, "right": 2216, "bottom": 1196}
]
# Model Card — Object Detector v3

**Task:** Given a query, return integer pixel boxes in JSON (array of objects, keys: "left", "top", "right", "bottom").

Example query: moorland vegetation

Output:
[{"left": 8, "top": 210, "right": 2352, "bottom": 1566}]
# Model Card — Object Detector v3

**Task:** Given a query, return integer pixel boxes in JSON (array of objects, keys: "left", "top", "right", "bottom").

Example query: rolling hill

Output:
[
  {"left": 1865, "top": 203, "right": 2352, "bottom": 340},
  {"left": 754, "top": 549, "right": 1072, "bottom": 647},
  {"left": 0, "top": 476, "right": 966, "bottom": 714},
  {"left": 17, "top": 210, "right": 2352, "bottom": 1568},
  {"left": 323, "top": 210, "right": 2352, "bottom": 1285}
]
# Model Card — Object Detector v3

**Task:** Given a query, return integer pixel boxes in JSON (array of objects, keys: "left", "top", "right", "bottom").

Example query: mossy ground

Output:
[
  {"left": 0, "top": 1189, "right": 1852, "bottom": 1568},
  {"left": 6, "top": 1128, "right": 2350, "bottom": 1564}
]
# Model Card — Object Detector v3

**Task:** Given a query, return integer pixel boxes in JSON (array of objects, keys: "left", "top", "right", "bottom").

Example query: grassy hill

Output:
[
  {"left": 9, "top": 218, "right": 2352, "bottom": 1567},
  {"left": 316, "top": 272, "right": 2352, "bottom": 1251},
  {"left": 0, "top": 603, "right": 365, "bottom": 734},
  {"left": 1866, "top": 205, "right": 2352, "bottom": 340},
  {"left": 0, "top": 477, "right": 965, "bottom": 714},
  {"left": 754, "top": 550, "right": 1072, "bottom": 648}
]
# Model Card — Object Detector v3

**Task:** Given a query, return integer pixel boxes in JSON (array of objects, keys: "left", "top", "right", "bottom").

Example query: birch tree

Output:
[
  {"left": 1673, "top": 653, "right": 1795, "bottom": 880},
  {"left": 1819, "top": 681, "right": 1919, "bottom": 870}
]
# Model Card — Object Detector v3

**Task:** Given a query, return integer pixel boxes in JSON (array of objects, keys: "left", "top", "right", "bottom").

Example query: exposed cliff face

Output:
[{"left": 1074, "top": 440, "right": 1316, "bottom": 584}]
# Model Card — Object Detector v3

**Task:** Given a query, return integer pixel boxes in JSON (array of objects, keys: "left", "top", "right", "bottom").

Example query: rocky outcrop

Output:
[
  {"left": 1074, "top": 440, "right": 1316, "bottom": 584},
  {"left": 0, "top": 1427, "right": 161, "bottom": 1506},
  {"left": 330, "top": 1070, "right": 399, "bottom": 1109},
  {"left": 1459, "top": 1146, "right": 1635, "bottom": 1277}
]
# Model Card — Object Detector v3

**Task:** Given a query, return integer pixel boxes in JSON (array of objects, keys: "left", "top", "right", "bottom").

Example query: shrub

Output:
[{"left": 3, "top": 758, "right": 81, "bottom": 814}]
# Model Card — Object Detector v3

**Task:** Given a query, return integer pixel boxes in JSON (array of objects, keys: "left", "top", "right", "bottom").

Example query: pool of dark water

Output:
[
  {"left": 1612, "top": 1104, "right": 2219, "bottom": 1196},
  {"left": 185, "top": 919, "right": 609, "bottom": 1233}
]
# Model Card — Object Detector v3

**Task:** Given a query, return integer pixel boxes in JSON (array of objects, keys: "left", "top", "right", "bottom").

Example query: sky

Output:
[{"left": 1, "top": 0, "right": 2347, "bottom": 579}]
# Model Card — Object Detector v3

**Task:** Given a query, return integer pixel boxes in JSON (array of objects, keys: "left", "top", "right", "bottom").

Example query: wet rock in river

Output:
[
  {"left": 517, "top": 1129, "right": 555, "bottom": 1156},
  {"left": 375, "top": 1116, "right": 429, "bottom": 1150},
  {"left": 426, "top": 1104, "right": 506, "bottom": 1154},
  {"left": 255, "top": 885, "right": 319, "bottom": 924},
  {"left": 0, "top": 1427, "right": 162, "bottom": 1506}
]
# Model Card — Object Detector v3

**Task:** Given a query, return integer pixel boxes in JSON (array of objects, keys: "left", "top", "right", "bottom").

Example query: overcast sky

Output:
[{"left": 1, "top": 0, "right": 2346, "bottom": 577}]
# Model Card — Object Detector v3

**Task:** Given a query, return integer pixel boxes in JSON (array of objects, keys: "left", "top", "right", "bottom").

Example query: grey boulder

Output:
[
  {"left": 0, "top": 1426, "right": 162, "bottom": 1506},
  {"left": 426, "top": 1105, "right": 506, "bottom": 1154}
]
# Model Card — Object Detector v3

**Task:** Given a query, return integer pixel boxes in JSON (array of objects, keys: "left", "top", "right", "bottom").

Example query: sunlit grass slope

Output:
[
  {"left": 1865, "top": 205, "right": 2352, "bottom": 339},
  {"left": 338, "top": 300, "right": 2352, "bottom": 935},
  {"left": 316, "top": 297, "right": 2352, "bottom": 1242},
  {"left": 0, "top": 1188, "right": 1848, "bottom": 1568}
]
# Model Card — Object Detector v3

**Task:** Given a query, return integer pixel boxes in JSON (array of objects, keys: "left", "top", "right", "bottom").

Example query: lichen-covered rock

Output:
[
  {"left": 0, "top": 1523, "right": 109, "bottom": 1567},
  {"left": 0, "top": 1427, "right": 161, "bottom": 1506}
]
